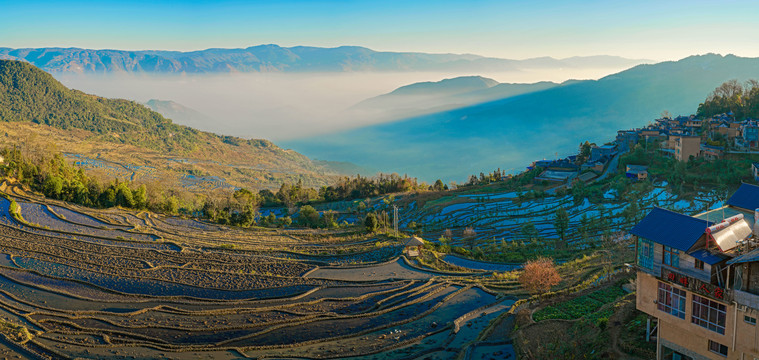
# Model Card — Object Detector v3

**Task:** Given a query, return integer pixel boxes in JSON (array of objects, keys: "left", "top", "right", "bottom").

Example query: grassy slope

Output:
[{"left": 0, "top": 60, "right": 339, "bottom": 190}]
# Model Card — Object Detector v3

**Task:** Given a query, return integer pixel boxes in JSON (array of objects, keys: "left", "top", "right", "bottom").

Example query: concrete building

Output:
[
  {"left": 617, "top": 130, "right": 640, "bottom": 153},
  {"left": 675, "top": 136, "right": 701, "bottom": 162},
  {"left": 590, "top": 144, "right": 617, "bottom": 162},
  {"left": 632, "top": 183, "right": 759, "bottom": 359}
]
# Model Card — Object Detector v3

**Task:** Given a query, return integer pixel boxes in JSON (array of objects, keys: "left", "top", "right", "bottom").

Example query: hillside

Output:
[
  {"left": 351, "top": 76, "right": 560, "bottom": 123},
  {"left": 285, "top": 54, "right": 759, "bottom": 182},
  {"left": 0, "top": 45, "right": 650, "bottom": 73},
  {"left": 144, "top": 99, "right": 214, "bottom": 132},
  {"left": 0, "top": 60, "right": 342, "bottom": 190}
]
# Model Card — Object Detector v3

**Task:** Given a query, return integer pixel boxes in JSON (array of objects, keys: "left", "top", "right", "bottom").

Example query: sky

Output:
[{"left": 2, "top": 0, "right": 759, "bottom": 61}]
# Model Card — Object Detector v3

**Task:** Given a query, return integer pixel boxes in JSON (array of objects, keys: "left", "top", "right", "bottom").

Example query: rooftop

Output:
[
  {"left": 631, "top": 207, "right": 712, "bottom": 252},
  {"left": 688, "top": 249, "right": 730, "bottom": 265},
  {"left": 695, "top": 206, "right": 755, "bottom": 227},
  {"left": 727, "top": 247, "right": 759, "bottom": 265},
  {"left": 726, "top": 183, "right": 759, "bottom": 211}
]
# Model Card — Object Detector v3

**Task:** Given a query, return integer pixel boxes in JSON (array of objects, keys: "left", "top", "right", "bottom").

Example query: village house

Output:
[
  {"left": 701, "top": 144, "right": 724, "bottom": 161},
  {"left": 625, "top": 164, "right": 648, "bottom": 180},
  {"left": 686, "top": 118, "right": 703, "bottom": 129},
  {"left": 742, "top": 121, "right": 759, "bottom": 148},
  {"left": 675, "top": 136, "right": 701, "bottom": 162},
  {"left": 717, "top": 124, "right": 740, "bottom": 140},
  {"left": 590, "top": 144, "right": 617, "bottom": 162},
  {"left": 617, "top": 130, "right": 640, "bottom": 153},
  {"left": 642, "top": 129, "right": 667, "bottom": 142},
  {"left": 632, "top": 183, "right": 759, "bottom": 359}
]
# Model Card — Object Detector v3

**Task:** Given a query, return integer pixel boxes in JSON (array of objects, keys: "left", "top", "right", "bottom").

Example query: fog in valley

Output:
[{"left": 54, "top": 65, "right": 636, "bottom": 142}]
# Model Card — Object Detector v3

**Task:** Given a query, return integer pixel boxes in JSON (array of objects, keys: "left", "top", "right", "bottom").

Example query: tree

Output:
[
  {"left": 519, "top": 257, "right": 561, "bottom": 294},
  {"left": 298, "top": 205, "right": 320, "bottom": 228},
  {"left": 463, "top": 227, "right": 477, "bottom": 250},
  {"left": 165, "top": 196, "right": 180, "bottom": 215},
  {"left": 133, "top": 184, "right": 147, "bottom": 209},
  {"left": 553, "top": 207, "right": 569, "bottom": 249},
  {"left": 578, "top": 141, "right": 593, "bottom": 164},
  {"left": 321, "top": 210, "right": 338, "bottom": 228},
  {"left": 44, "top": 176, "right": 64, "bottom": 199},
  {"left": 520, "top": 222, "right": 539, "bottom": 243},
  {"left": 364, "top": 213, "right": 379, "bottom": 233},
  {"left": 115, "top": 182, "right": 135, "bottom": 208},
  {"left": 433, "top": 179, "right": 445, "bottom": 191}
]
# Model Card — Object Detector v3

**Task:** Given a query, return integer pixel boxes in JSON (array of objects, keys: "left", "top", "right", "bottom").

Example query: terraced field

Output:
[
  {"left": 304, "top": 182, "right": 719, "bottom": 260},
  {"left": 0, "top": 184, "right": 509, "bottom": 359}
]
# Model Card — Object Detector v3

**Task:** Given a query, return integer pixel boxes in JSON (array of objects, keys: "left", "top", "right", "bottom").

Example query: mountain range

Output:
[
  {"left": 0, "top": 45, "right": 650, "bottom": 73},
  {"left": 285, "top": 54, "right": 759, "bottom": 182}
]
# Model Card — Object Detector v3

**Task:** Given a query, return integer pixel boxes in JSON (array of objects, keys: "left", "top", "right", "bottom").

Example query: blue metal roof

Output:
[
  {"left": 726, "top": 183, "right": 759, "bottom": 211},
  {"left": 630, "top": 207, "right": 711, "bottom": 252},
  {"left": 688, "top": 249, "right": 729, "bottom": 265},
  {"left": 727, "top": 248, "right": 759, "bottom": 265}
]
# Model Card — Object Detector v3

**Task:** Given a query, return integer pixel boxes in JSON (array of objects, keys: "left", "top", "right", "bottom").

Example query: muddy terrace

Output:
[{"left": 0, "top": 184, "right": 511, "bottom": 359}]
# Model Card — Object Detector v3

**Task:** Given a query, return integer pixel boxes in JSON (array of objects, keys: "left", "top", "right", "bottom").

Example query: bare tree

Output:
[{"left": 519, "top": 257, "right": 561, "bottom": 294}]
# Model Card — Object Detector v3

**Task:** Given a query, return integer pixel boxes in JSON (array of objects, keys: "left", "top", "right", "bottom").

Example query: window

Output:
[
  {"left": 663, "top": 246, "right": 679, "bottom": 267},
  {"left": 638, "top": 238, "right": 654, "bottom": 269},
  {"left": 695, "top": 259, "right": 704, "bottom": 270},
  {"left": 662, "top": 346, "right": 693, "bottom": 360},
  {"left": 708, "top": 340, "right": 728, "bottom": 357},
  {"left": 745, "top": 315, "right": 757, "bottom": 325},
  {"left": 658, "top": 282, "right": 686, "bottom": 319},
  {"left": 692, "top": 295, "right": 727, "bottom": 334}
]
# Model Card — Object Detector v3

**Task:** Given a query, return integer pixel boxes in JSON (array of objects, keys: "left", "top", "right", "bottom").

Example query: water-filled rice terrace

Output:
[
  {"left": 316, "top": 182, "right": 720, "bottom": 252},
  {"left": 0, "top": 185, "right": 509, "bottom": 359}
]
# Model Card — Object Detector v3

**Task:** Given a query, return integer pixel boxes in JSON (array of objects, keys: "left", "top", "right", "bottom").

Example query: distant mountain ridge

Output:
[
  {"left": 286, "top": 54, "right": 759, "bottom": 182},
  {"left": 388, "top": 76, "right": 499, "bottom": 96},
  {"left": 0, "top": 45, "right": 651, "bottom": 73},
  {"left": 351, "top": 76, "right": 562, "bottom": 123}
]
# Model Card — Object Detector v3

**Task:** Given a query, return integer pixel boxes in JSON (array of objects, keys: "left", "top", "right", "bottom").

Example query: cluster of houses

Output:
[
  {"left": 528, "top": 139, "right": 641, "bottom": 185},
  {"left": 618, "top": 114, "right": 759, "bottom": 163},
  {"left": 526, "top": 113, "right": 759, "bottom": 187}
]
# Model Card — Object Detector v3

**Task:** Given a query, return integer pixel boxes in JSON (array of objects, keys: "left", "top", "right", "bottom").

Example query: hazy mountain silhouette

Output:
[
  {"left": 0, "top": 45, "right": 650, "bottom": 73},
  {"left": 285, "top": 54, "right": 759, "bottom": 182},
  {"left": 351, "top": 76, "right": 561, "bottom": 123}
]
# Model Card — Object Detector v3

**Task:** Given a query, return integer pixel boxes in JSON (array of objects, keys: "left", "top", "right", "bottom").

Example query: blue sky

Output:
[{"left": 2, "top": 0, "right": 758, "bottom": 60}]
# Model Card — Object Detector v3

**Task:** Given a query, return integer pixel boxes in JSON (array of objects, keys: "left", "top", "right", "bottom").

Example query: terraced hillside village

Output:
[{"left": 0, "top": 59, "right": 755, "bottom": 359}]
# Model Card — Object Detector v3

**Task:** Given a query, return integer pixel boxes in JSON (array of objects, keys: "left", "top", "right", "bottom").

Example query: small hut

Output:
[{"left": 404, "top": 236, "right": 426, "bottom": 257}]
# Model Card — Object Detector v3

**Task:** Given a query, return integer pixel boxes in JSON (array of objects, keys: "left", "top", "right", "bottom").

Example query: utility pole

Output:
[{"left": 393, "top": 205, "right": 399, "bottom": 237}]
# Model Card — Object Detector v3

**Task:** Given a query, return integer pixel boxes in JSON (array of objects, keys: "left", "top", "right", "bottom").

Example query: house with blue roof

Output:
[
  {"left": 726, "top": 182, "right": 759, "bottom": 212},
  {"left": 632, "top": 187, "right": 759, "bottom": 359}
]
